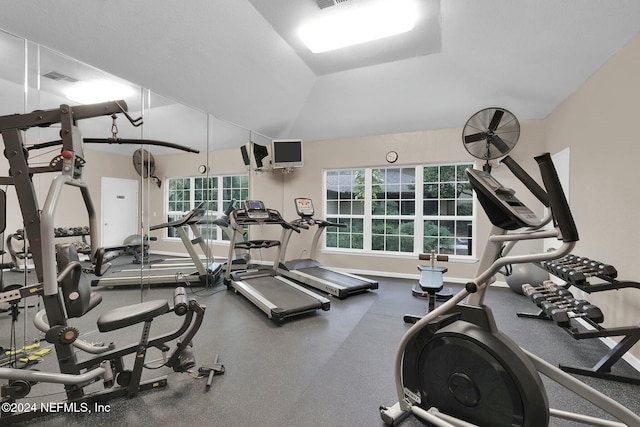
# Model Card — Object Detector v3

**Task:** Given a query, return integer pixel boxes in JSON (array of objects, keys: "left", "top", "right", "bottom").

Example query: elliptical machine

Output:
[{"left": 380, "top": 153, "right": 640, "bottom": 427}]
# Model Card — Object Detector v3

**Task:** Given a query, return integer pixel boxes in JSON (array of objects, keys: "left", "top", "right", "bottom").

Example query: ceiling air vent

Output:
[
  {"left": 316, "top": 0, "right": 351, "bottom": 9},
  {"left": 41, "top": 70, "right": 78, "bottom": 83}
]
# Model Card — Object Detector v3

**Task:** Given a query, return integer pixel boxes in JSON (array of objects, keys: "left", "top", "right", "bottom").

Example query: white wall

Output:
[{"left": 545, "top": 33, "right": 640, "bottom": 357}]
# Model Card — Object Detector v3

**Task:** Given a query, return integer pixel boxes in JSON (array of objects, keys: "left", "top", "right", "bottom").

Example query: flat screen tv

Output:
[{"left": 271, "top": 139, "right": 303, "bottom": 169}]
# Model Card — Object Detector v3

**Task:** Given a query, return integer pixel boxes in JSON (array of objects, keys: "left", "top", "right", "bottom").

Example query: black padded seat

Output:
[{"left": 97, "top": 300, "right": 170, "bottom": 332}]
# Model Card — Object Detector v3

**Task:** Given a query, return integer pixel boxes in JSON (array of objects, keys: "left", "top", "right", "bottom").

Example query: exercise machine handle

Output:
[
  {"left": 92, "top": 248, "right": 111, "bottom": 276},
  {"left": 418, "top": 253, "right": 449, "bottom": 262},
  {"left": 283, "top": 220, "right": 303, "bottom": 233},
  {"left": 223, "top": 200, "right": 236, "bottom": 216},
  {"left": 173, "top": 287, "right": 189, "bottom": 316},
  {"left": 501, "top": 155, "right": 550, "bottom": 207},
  {"left": 290, "top": 218, "right": 310, "bottom": 229},
  {"left": 316, "top": 219, "right": 347, "bottom": 229},
  {"left": 534, "top": 153, "right": 579, "bottom": 243}
]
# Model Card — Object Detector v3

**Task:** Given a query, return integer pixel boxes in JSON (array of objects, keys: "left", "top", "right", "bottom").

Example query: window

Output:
[
  {"left": 166, "top": 174, "right": 249, "bottom": 241},
  {"left": 422, "top": 164, "right": 473, "bottom": 256},
  {"left": 326, "top": 170, "right": 365, "bottom": 249},
  {"left": 371, "top": 167, "right": 416, "bottom": 252},
  {"left": 325, "top": 163, "right": 474, "bottom": 257}
]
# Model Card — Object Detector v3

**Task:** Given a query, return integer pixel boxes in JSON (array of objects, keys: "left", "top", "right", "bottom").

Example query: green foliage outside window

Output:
[{"left": 325, "top": 163, "right": 473, "bottom": 256}]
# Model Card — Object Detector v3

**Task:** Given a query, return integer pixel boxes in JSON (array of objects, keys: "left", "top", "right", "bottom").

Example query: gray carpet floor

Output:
[{"left": 0, "top": 264, "right": 638, "bottom": 426}]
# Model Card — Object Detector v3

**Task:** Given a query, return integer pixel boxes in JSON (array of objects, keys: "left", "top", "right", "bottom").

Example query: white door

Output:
[{"left": 101, "top": 177, "right": 139, "bottom": 247}]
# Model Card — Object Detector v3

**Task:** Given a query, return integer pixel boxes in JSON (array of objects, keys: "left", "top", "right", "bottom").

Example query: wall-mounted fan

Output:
[
  {"left": 132, "top": 148, "right": 161, "bottom": 188},
  {"left": 462, "top": 107, "right": 520, "bottom": 172}
]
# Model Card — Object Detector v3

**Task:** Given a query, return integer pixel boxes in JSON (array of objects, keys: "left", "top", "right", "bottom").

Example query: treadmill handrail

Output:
[
  {"left": 314, "top": 219, "right": 347, "bottom": 229},
  {"left": 150, "top": 202, "right": 207, "bottom": 231},
  {"left": 232, "top": 208, "right": 301, "bottom": 232}
]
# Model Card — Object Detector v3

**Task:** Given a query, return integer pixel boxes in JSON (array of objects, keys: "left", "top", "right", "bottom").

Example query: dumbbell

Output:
[
  {"left": 550, "top": 306, "right": 605, "bottom": 327},
  {"left": 540, "top": 296, "right": 598, "bottom": 318},
  {"left": 539, "top": 296, "right": 578, "bottom": 315},
  {"left": 522, "top": 282, "right": 567, "bottom": 303},
  {"left": 522, "top": 282, "right": 557, "bottom": 300},
  {"left": 547, "top": 298, "right": 605, "bottom": 326},
  {"left": 527, "top": 287, "right": 573, "bottom": 307},
  {"left": 579, "top": 260, "right": 617, "bottom": 278},
  {"left": 521, "top": 281, "right": 559, "bottom": 296},
  {"left": 566, "top": 299, "right": 604, "bottom": 323},
  {"left": 553, "top": 255, "right": 589, "bottom": 268}
]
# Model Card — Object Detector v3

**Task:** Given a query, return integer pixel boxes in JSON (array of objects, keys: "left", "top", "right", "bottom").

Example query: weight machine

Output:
[{"left": 0, "top": 101, "right": 211, "bottom": 423}]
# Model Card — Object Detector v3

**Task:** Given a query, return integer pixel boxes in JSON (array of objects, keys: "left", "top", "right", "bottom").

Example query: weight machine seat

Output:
[
  {"left": 97, "top": 299, "right": 170, "bottom": 332},
  {"left": 417, "top": 265, "right": 448, "bottom": 292},
  {"left": 86, "top": 292, "right": 103, "bottom": 312}
]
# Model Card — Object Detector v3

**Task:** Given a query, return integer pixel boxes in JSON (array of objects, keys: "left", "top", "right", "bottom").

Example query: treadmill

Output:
[
  {"left": 91, "top": 202, "right": 222, "bottom": 287},
  {"left": 224, "top": 200, "right": 330, "bottom": 323},
  {"left": 278, "top": 198, "right": 378, "bottom": 299}
]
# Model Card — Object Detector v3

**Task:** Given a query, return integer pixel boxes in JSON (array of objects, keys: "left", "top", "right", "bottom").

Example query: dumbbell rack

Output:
[
  {"left": 6, "top": 226, "right": 91, "bottom": 272},
  {"left": 531, "top": 254, "right": 640, "bottom": 385}
]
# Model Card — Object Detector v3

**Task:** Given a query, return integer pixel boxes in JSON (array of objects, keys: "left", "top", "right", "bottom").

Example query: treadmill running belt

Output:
[
  {"left": 297, "top": 266, "right": 375, "bottom": 290},
  {"left": 245, "top": 276, "right": 322, "bottom": 312}
]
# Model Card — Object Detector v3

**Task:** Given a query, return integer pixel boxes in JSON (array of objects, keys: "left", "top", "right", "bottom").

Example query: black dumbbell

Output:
[
  {"left": 549, "top": 303, "right": 605, "bottom": 327},
  {"left": 539, "top": 296, "right": 577, "bottom": 315},
  {"left": 542, "top": 296, "right": 603, "bottom": 321},
  {"left": 540, "top": 296, "right": 592, "bottom": 317},
  {"left": 529, "top": 288, "right": 573, "bottom": 307},
  {"left": 567, "top": 300, "right": 604, "bottom": 323}
]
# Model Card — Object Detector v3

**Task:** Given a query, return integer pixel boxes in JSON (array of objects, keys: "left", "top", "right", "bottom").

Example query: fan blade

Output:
[
  {"left": 488, "top": 109, "right": 504, "bottom": 131},
  {"left": 464, "top": 132, "right": 487, "bottom": 144},
  {"left": 487, "top": 134, "right": 510, "bottom": 154}
]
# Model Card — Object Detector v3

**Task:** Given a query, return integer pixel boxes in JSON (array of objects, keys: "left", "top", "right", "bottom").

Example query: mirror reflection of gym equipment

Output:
[
  {"left": 90, "top": 202, "right": 222, "bottom": 288},
  {"left": 0, "top": 102, "right": 219, "bottom": 424}
]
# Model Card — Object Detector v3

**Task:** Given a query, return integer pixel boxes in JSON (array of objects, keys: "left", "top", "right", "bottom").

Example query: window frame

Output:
[
  {"left": 324, "top": 162, "right": 475, "bottom": 259},
  {"left": 164, "top": 173, "right": 249, "bottom": 243}
]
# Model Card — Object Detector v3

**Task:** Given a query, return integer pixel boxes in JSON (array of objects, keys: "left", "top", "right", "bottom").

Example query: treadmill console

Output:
[
  {"left": 244, "top": 200, "right": 270, "bottom": 219},
  {"left": 466, "top": 168, "right": 542, "bottom": 230},
  {"left": 295, "top": 198, "right": 315, "bottom": 217}
]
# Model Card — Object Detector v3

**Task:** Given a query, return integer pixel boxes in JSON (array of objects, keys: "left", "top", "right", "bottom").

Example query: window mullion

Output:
[
  {"left": 363, "top": 168, "right": 372, "bottom": 252},
  {"left": 415, "top": 165, "right": 424, "bottom": 254},
  {"left": 218, "top": 177, "right": 224, "bottom": 242},
  {"left": 189, "top": 177, "right": 196, "bottom": 240}
]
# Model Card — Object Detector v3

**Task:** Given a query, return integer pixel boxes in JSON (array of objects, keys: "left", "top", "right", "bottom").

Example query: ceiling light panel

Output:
[
  {"left": 65, "top": 80, "right": 134, "bottom": 104},
  {"left": 300, "top": 0, "right": 418, "bottom": 53}
]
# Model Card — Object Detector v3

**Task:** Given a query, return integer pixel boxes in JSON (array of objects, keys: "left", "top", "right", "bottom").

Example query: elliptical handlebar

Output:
[
  {"left": 501, "top": 155, "right": 550, "bottom": 207},
  {"left": 534, "top": 153, "right": 579, "bottom": 243},
  {"left": 463, "top": 152, "right": 579, "bottom": 293}
]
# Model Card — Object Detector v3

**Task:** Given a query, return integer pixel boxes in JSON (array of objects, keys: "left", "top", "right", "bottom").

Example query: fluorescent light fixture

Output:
[
  {"left": 65, "top": 80, "right": 135, "bottom": 104},
  {"left": 299, "top": 0, "right": 418, "bottom": 53}
]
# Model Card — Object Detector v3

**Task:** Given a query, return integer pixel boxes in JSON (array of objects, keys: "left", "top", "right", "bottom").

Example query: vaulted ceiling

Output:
[{"left": 0, "top": 0, "right": 639, "bottom": 149}]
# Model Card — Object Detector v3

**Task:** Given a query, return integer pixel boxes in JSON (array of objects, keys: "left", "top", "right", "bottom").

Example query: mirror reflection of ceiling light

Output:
[
  {"left": 65, "top": 80, "right": 135, "bottom": 104},
  {"left": 299, "top": 0, "right": 418, "bottom": 53}
]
